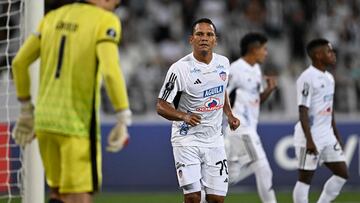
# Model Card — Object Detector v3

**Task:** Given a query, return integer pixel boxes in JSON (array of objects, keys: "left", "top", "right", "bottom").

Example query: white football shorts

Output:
[
  {"left": 173, "top": 146, "right": 228, "bottom": 195},
  {"left": 295, "top": 141, "right": 346, "bottom": 171}
]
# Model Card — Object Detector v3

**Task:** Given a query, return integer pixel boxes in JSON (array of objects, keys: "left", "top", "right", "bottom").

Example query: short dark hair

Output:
[
  {"left": 306, "top": 38, "right": 330, "bottom": 58},
  {"left": 191, "top": 18, "right": 217, "bottom": 35},
  {"left": 240, "top": 32, "right": 268, "bottom": 56}
]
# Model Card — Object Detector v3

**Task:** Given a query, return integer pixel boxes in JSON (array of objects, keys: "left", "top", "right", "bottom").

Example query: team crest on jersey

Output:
[
  {"left": 179, "top": 122, "right": 189, "bottom": 135},
  {"left": 203, "top": 85, "right": 223, "bottom": 97},
  {"left": 196, "top": 97, "right": 223, "bottom": 112},
  {"left": 219, "top": 71, "right": 227, "bottom": 81},
  {"left": 106, "top": 28, "right": 116, "bottom": 38}
]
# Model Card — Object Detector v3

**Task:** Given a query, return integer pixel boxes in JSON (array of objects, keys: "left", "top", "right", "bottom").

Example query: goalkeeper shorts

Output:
[{"left": 37, "top": 131, "right": 102, "bottom": 193}]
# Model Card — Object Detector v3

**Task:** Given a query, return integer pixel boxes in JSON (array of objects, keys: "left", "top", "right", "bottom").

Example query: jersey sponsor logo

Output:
[
  {"left": 106, "top": 28, "right": 117, "bottom": 38},
  {"left": 196, "top": 97, "right": 223, "bottom": 112},
  {"left": 190, "top": 67, "right": 201, "bottom": 73},
  {"left": 302, "top": 82, "right": 309, "bottom": 96},
  {"left": 318, "top": 107, "right": 332, "bottom": 115},
  {"left": 216, "top": 64, "right": 225, "bottom": 69},
  {"left": 203, "top": 85, "right": 223, "bottom": 97},
  {"left": 219, "top": 71, "right": 227, "bottom": 81}
]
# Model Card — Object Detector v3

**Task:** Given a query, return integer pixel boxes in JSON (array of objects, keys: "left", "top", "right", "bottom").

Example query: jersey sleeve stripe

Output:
[
  {"left": 162, "top": 74, "right": 177, "bottom": 101},
  {"left": 161, "top": 73, "right": 177, "bottom": 101}
]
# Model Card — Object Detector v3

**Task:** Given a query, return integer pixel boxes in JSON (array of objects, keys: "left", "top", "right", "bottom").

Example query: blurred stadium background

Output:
[{"left": 0, "top": 0, "right": 359, "bottom": 202}]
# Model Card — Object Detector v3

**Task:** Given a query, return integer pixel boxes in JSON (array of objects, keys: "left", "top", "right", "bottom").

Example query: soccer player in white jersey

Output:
[
  {"left": 224, "top": 33, "right": 277, "bottom": 203},
  {"left": 157, "top": 18, "right": 240, "bottom": 203},
  {"left": 292, "top": 38, "right": 348, "bottom": 203}
]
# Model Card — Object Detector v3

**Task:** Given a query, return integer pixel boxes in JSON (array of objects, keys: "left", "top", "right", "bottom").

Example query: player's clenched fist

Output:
[
  {"left": 12, "top": 101, "right": 34, "bottom": 147},
  {"left": 182, "top": 113, "right": 201, "bottom": 127}
]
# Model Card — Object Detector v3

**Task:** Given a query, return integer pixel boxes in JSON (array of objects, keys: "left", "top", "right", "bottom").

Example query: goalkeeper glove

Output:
[
  {"left": 12, "top": 101, "right": 34, "bottom": 147},
  {"left": 106, "top": 109, "right": 132, "bottom": 152}
]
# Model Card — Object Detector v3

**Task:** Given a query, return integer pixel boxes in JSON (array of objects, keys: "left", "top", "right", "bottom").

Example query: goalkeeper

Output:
[{"left": 11, "top": 0, "right": 130, "bottom": 203}]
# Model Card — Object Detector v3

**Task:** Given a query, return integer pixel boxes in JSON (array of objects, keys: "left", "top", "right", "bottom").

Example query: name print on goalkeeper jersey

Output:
[{"left": 158, "top": 53, "right": 230, "bottom": 147}]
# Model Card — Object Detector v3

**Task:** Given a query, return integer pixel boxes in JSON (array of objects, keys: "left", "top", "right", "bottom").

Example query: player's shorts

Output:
[
  {"left": 225, "top": 128, "right": 267, "bottom": 166},
  {"left": 36, "top": 131, "right": 102, "bottom": 193},
  {"left": 173, "top": 146, "right": 228, "bottom": 196},
  {"left": 295, "top": 141, "right": 346, "bottom": 171},
  {"left": 224, "top": 128, "right": 269, "bottom": 184}
]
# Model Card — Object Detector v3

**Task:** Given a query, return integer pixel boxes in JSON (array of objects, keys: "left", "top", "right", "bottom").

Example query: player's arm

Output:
[
  {"left": 297, "top": 77, "right": 317, "bottom": 154},
  {"left": 223, "top": 91, "right": 240, "bottom": 130},
  {"left": 97, "top": 14, "right": 131, "bottom": 152},
  {"left": 97, "top": 42, "right": 129, "bottom": 111},
  {"left": 331, "top": 111, "right": 343, "bottom": 148},
  {"left": 11, "top": 32, "right": 40, "bottom": 147},
  {"left": 299, "top": 105, "right": 316, "bottom": 152},
  {"left": 156, "top": 99, "right": 200, "bottom": 127},
  {"left": 156, "top": 66, "right": 200, "bottom": 126},
  {"left": 12, "top": 33, "right": 41, "bottom": 101},
  {"left": 260, "top": 76, "right": 277, "bottom": 104}
]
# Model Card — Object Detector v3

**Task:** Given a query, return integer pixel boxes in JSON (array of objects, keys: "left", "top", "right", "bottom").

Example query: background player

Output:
[
  {"left": 224, "top": 32, "right": 277, "bottom": 203},
  {"left": 157, "top": 18, "right": 240, "bottom": 203},
  {"left": 292, "top": 38, "right": 348, "bottom": 203},
  {"left": 11, "top": 0, "right": 131, "bottom": 202}
]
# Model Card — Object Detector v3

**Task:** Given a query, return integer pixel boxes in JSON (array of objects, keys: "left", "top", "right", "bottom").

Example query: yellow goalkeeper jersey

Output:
[{"left": 12, "top": 2, "right": 129, "bottom": 137}]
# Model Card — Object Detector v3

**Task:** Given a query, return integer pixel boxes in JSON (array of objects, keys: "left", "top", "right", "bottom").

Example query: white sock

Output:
[
  {"left": 293, "top": 181, "right": 310, "bottom": 203},
  {"left": 200, "top": 188, "right": 207, "bottom": 203},
  {"left": 254, "top": 165, "right": 277, "bottom": 203},
  {"left": 317, "top": 175, "right": 347, "bottom": 203}
]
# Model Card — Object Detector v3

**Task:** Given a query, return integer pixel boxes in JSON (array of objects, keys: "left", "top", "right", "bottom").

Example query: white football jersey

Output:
[
  {"left": 294, "top": 65, "right": 337, "bottom": 148},
  {"left": 158, "top": 53, "right": 230, "bottom": 147},
  {"left": 227, "top": 58, "right": 263, "bottom": 131}
]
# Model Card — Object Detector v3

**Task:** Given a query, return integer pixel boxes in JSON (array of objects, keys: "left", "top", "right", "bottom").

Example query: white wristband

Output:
[{"left": 116, "top": 109, "right": 132, "bottom": 125}]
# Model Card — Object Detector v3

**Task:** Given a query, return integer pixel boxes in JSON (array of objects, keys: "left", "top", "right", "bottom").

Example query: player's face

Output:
[
  {"left": 322, "top": 44, "right": 336, "bottom": 66},
  {"left": 254, "top": 43, "right": 268, "bottom": 64},
  {"left": 190, "top": 23, "right": 217, "bottom": 55}
]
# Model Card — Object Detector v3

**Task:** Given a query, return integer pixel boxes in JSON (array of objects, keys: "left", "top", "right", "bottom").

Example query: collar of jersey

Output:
[
  {"left": 240, "top": 58, "right": 258, "bottom": 71},
  {"left": 310, "top": 65, "right": 327, "bottom": 75},
  {"left": 190, "top": 52, "right": 215, "bottom": 68}
]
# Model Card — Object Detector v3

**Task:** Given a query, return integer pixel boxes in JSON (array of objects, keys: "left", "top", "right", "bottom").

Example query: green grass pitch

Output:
[
  {"left": 1, "top": 191, "right": 359, "bottom": 203},
  {"left": 93, "top": 191, "right": 360, "bottom": 203}
]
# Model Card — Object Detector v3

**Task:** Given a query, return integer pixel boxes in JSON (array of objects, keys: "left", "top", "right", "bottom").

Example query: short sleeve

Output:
[
  {"left": 297, "top": 74, "right": 313, "bottom": 108},
  {"left": 97, "top": 13, "right": 121, "bottom": 44},
  {"left": 158, "top": 64, "right": 185, "bottom": 103},
  {"left": 227, "top": 65, "right": 236, "bottom": 93}
]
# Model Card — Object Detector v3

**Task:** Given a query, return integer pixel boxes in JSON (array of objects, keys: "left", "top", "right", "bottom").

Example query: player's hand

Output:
[
  {"left": 227, "top": 114, "right": 240, "bottom": 131},
  {"left": 106, "top": 109, "right": 132, "bottom": 153},
  {"left": 265, "top": 75, "right": 277, "bottom": 91},
  {"left": 182, "top": 113, "right": 201, "bottom": 127},
  {"left": 306, "top": 139, "right": 318, "bottom": 155},
  {"left": 12, "top": 101, "right": 35, "bottom": 147}
]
